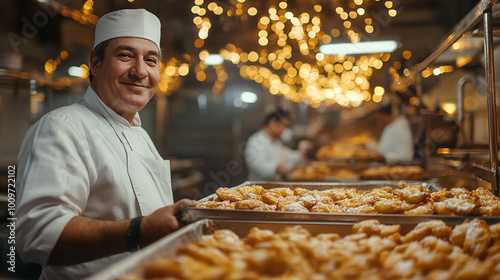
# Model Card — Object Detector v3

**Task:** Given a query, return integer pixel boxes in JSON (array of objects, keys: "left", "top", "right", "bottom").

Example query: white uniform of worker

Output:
[
  {"left": 377, "top": 115, "right": 414, "bottom": 165},
  {"left": 245, "top": 130, "right": 305, "bottom": 181},
  {"left": 16, "top": 86, "right": 174, "bottom": 280},
  {"left": 16, "top": 9, "right": 171, "bottom": 280}
]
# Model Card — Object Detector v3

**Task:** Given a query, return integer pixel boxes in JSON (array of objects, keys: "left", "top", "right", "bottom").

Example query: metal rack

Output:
[{"left": 405, "top": 0, "right": 499, "bottom": 195}]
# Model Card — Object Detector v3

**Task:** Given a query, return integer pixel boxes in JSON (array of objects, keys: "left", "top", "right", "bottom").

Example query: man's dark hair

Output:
[
  {"left": 378, "top": 103, "right": 393, "bottom": 115},
  {"left": 88, "top": 40, "right": 110, "bottom": 83},
  {"left": 264, "top": 108, "right": 292, "bottom": 125}
]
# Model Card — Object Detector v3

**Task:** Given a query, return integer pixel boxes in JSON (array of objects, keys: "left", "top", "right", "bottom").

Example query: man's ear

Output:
[{"left": 89, "top": 50, "right": 99, "bottom": 77}]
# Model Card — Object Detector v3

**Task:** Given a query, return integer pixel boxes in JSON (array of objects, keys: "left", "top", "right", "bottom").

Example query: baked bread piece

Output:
[{"left": 360, "top": 165, "right": 430, "bottom": 180}]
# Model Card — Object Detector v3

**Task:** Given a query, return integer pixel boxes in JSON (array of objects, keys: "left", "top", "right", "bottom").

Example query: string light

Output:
[{"left": 190, "top": 0, "right": 398, "bottom": 107}]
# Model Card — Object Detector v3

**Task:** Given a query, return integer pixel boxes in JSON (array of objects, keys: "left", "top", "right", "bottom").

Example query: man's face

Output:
[
  {"left": 269, "top": 117, "right": 291, "bottom": 138},
  {"left": 90, "top": 37, "right": 160, "bottom": 122}
]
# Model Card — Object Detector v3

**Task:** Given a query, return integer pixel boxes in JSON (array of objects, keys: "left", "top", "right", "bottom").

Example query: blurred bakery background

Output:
[
  {"left": 3, "top": 0, "right": 500, "bottom": 278},
  {"left": 0, "top": 1, "right": 498, "bottom": 206}
]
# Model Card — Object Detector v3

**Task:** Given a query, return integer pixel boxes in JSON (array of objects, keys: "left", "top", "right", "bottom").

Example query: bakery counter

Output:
[{"left": 288, "top": 161, "right": 431, "bottom": 182}]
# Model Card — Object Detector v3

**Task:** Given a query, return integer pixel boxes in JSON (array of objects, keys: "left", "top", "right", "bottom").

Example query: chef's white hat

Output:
[{"left": 94, "top": 9, "right": 161, "bottom": 49}]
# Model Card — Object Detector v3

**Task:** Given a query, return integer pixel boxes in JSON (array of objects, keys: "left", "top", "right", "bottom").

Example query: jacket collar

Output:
[{"left": 83, "top": 86, "right": 142, "bottom": 127}]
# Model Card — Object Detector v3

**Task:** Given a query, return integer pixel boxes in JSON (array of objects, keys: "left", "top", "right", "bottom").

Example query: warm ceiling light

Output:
[{"left": 319, "top": 40, "right": 399, "bottom": 55}]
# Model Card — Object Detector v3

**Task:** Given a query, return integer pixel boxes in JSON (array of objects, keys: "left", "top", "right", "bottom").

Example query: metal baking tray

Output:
[
  {"left": 181, "top": 180, "right": 500, "bottom": 225},
  {"left": 198, "top": 180, "right": 443, "bottom": 199},
  {"left": 87, "top": 218, "right": 481, "bottom": 280}
]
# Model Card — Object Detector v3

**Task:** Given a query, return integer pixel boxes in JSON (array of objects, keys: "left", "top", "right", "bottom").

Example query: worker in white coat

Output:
[
  {"left": 15, "top": 9, "right": 196, "bottom": 280},
  {"left": 244, "top": 108, "right": 313, "bottom": 181},
  {"left": 375, "top": 103, "right": 414, "bottom": 165}
]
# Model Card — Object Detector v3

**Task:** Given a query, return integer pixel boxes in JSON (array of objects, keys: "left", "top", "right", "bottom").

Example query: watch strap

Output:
[{"left": 126, "top": 216, "right": 144, "bottom": 252}]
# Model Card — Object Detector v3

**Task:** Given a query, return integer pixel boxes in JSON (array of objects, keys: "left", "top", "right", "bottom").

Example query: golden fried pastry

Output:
[
  {"left": 316, "top": 134, "right": 377, "bottom": 160},
  {"left": 289, "top": 162, "right": 331, "bottom": 180},
  {"left": 235, "top": 199, "right": 265, "bottom": 210},
  {"left": 393, "top": 184, "right": 430, "bottom": 204},
  {"left": 430, "top": 188, "right": 454, "bottom": 202},
  {"left": 345, "top": 204, "right": 377, "bottom": 214},
  {"left": 260, "top": 191, "right": 282, "bottom": 205},
  {"left": 310, "top": 202, "right": 343, "bottom": 213},
  {"left": 374, "top": 198, "right": 403, "bottom": 214},
  {"left": 434, "top": 198, "right": 477, "bottom": 216},
  {"left": 244, "top": 227, "right": 276, "bottom": 245},
  {"left": 280, "top": 202, "right": 309, "bottom": 213},
  {"left": 293, "top": 187, "right": 310, "bottom": 196},
  {"left": 297, "top": 191, "right": 323, "bottom": 210},
  {"left": 352, "top": 219, "right": 401, "bottom": 237},
  {"left": 403, "top": 203, "right": 435, "bottom": 215},
  {"left": 322, "top": 188, "right": 349, "bottom": 201},
  {"left": 177, "top": 243, "right": 231, "bottom": 266},
  {"left": 236, "top": 185, "right": 265, "bottom": 195},
  {"left": 196, "top": 201, "right": 235, "bottom": 210},
  {"left": 253, "top": 204, "right": 277, "bottom": 211},
  {"left": 361, "top": 165, "right": 430, "bottom": 180},
  {"left": 403, "top": 220, "right": 452, "bottom": 243},
  {"left": 276, "top": 195, "right": 298, "bottom": 211},
  {"left": 490, "top": 223, "right": 500, "bottom": 241},
  {"left": 268, "top": 187, "right": 294, "bottom": 197},
  {"left": 215, "top": 187, "right": 244, "bottom": 202},
  {"left": 450, "top": 219, "right": 491, "bottom": 259},
  {"left": 473, "top": 187, "right": 500, "bottom": 216}
]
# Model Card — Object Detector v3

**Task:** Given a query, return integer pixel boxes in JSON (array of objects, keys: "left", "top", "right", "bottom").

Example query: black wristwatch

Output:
[{"left": 126, "top": 216, "right": 144, "bottom": 252}]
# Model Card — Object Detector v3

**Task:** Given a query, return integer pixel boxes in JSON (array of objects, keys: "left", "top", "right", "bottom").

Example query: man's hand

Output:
[
  {"left": 139, "top": 199, "right": 197, "bottom": 247},
  {"left": 276, "top": 162, "right": 294, "bottom": 176},
  {"left": 298, "top": 139, "right": 315, "bottom": 158},
  {"left": 48, "top": 199, "right": 197, "bottom": 266}
]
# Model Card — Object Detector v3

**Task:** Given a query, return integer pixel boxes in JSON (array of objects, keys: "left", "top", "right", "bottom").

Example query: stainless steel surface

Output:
[
  {"left": 484, "top": 7, "right": 500, "bottom": 196},
  {"left": 413, "top": 0, "right": 494, "bottom": 73},
  {"left": 456, "top": 74, "right": 472, "bottom": 124},
  {"left": 86, "top": 218, "right": 500, "bottom": 280},
  {"left": 456, "top": 74, "right": 480, "bottom": 147},
  {"left": 181, "top": 207, "right": 500, "bottom": 225},
  {"left": 436, "top": 148, "right": 493, "bottom": 161},
  {"left": 407, "top": 0, "right": 500, "bottom": 196}
]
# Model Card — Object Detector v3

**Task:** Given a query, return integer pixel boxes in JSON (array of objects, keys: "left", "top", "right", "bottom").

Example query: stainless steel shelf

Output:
[{"left": 402, "top": 0, "right": 500, "bottom": 195}]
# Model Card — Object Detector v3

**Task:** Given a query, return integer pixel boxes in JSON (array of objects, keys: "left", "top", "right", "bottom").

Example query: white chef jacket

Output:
[
  {"left": 15, "top": 86, "right": 174, "bottom": 280},
  {"left": 377, "top": 115, "right": 414, "bottom": 165},
  {"left": 244, "top": 130, "right": 305, "bottom": 181}
]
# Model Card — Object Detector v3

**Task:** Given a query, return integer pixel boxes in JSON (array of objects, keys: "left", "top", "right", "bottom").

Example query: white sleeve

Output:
[
  {"left": 244, "top": 134, "right": 279, "bottom": 179},
  {"left": 279, "top": 144, "right": 305, "bottom": 166},
  {"left": 378, "top": 119, "right": 414, "bottom": 164},
  {"left": 16, "top": 114, "right": 94, "bottom": 265}
]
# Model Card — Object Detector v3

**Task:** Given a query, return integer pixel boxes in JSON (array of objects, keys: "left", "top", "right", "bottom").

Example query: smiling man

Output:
[{"left": 15, "top": 9, "right": 196, "bottom": 280}]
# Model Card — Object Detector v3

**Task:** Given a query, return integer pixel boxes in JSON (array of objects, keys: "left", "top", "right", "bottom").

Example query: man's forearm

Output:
[{"left": 47, "top": 216, "right": 131, "bottom": 265}]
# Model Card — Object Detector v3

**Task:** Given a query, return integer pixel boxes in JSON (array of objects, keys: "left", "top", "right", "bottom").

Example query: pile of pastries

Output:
[
  {"left": 289, "top": 162, "right": 360, "bottom": 181},
  {"left": 289, "top": 161, "right": 332, "bottom": 180},
  {"left": 360, "top": 165, "right": 430, "bottom": 180},
  {"left": 316, "top": 134, "right": 377, "bottom": 160},
  {"left": 125, "top": 219, "right": 500, "bottom": 280},
  {"left": 196, "top": 183, "right": 500, "bottom": 216}
]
